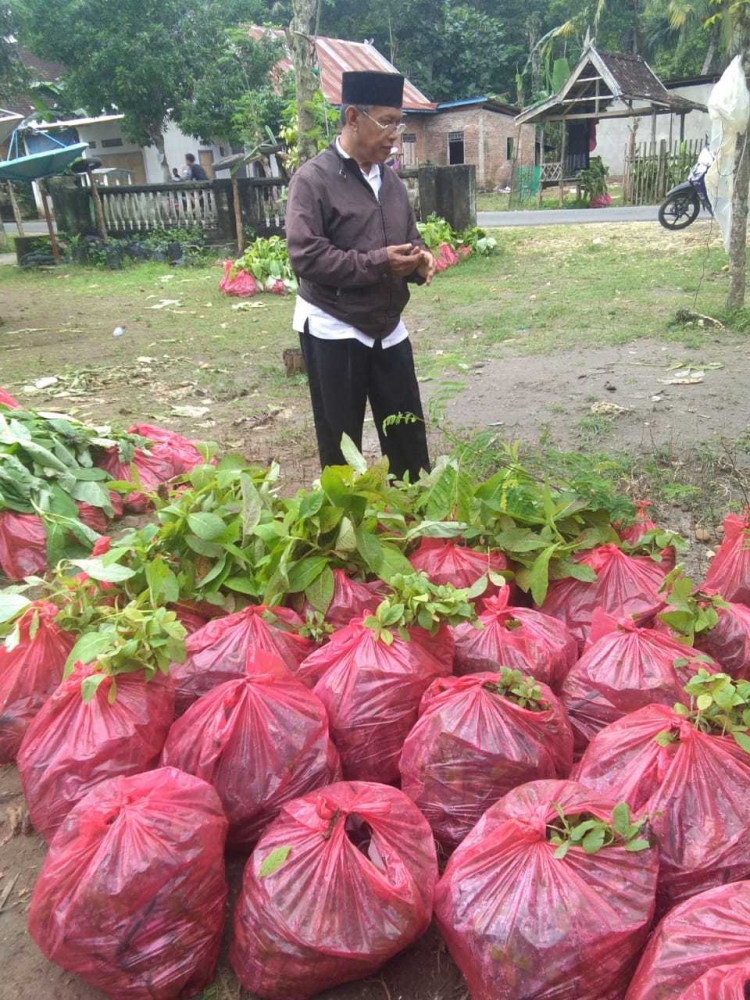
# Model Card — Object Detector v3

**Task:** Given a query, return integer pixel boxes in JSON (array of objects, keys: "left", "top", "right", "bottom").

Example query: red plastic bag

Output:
[
  {"left": 625, "top": 882, "right": 750, "bottom": 1000},
  {"left": 18, "top": 664, "right": 174, "bottom": 843},
  {"left": 301, "top": 569, "right": 384, "bottom": 628},
  {"left": 575, "top": 704, "right": 750, "bottom": 911},
  {"left": 408, "top": 538, "right": 509, "bottom": 594},
  {"left": 561, "top": 611, "right": 715, "bottom": 751},
  {"left": 399, "top": 671, "right": 573, "bottom": 848},
  {"left": 297, "top": 619, "right": 453, "bottom": 782},
  {"left": 693, "top": 595, "right": 750, "bottom": 680},
  {"left": 28, "top": 767, "right": 228, "bottom": 1000},
  {"left": 0, "top": 387, "right": 20, "bottom": 408},
  {"left": 542, "top": 543, "right": 668, "bottom": 649},
  {"left": 705, "top": 510, "right": 750, "bottom": 605},
  {"left": 96, "top": 424, "right": 201, "bottom": 513},
  {"left": 76, "top": 501, "right": 108, "bottom": 534},
  {"left": 435, "top": 779, "right": 658, "bottom": 1000},
  {"left": 128, "top": 423, "right": 204, "bottom": 477},
  {"left": 675, "top": 965, "right": 750, "bottom": 1000},
  {"left": 453, "top": 587, "right": 577, "bottom": 690},
  {"left": 172, "top": 605, "right": 315, "bottom": 715},
  {"left": 0, "top": 511, "right": 47, "bottom": 581},
  {"left": 230, "top": 781, "right": 438, "bottom": 999},
  {"left": 438, "top": 243, "right": 460, "bottom": 268},
  {"left": 0, "top": 602, "right": 74, "bottom": 763},
  {"left": 618, "top": 500, "right": 677, "bottom": 570},
  {"left": 219, "top": 259, "right": 259, "bottom": 297},
  {"left": 170, "top": 598, "right": 226, "bottom": 635},
  {"left": 162, "top": 653, "right": 341, "bottom": 850}
]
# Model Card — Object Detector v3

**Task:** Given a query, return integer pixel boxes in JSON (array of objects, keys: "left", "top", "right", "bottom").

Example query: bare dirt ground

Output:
[{"left": 0, "top": 224, "right": 748, "bottom": 1000}]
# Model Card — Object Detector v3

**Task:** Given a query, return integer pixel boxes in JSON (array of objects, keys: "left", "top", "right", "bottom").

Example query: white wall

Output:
[
  {"left": 594, "top": 81, "right": 715, "bottom": 178},
  {"left": 76, "top": 119, "right": 225, "bottom": 184}
]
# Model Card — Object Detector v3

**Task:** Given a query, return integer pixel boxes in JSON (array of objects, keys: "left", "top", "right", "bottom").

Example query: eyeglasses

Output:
[{"left": 360, "top": 110, "right": 407, "bottom": 135}]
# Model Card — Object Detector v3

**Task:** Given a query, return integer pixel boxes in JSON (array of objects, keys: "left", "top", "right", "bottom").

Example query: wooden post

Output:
[
  {"left": 651, "top": 109, "right": 657, "bottom": 147},
  {"left": 537, "top": 124, "right": 545, "bottom": 207},
  {"left": 657, "top": 139, "right": 668, "bottom": 201},
  {"left": 38, "top": 180, "right": 60, "bottom": 263},
  {"left": 7, "top": 183, "right": 25, "bottom": 237},
  {"left": 559, "top": 120, "right": 567, "bottom": 206},
  {"left": 89, "top": 175, "right": 108, "bottom": 240},
  {"left": 680, "top": 114, "right": 686, "bottom": 143},
  {"left": 624, "top": 122, "right": 638, "bottom": 204},
  {"left": 232, "top": 175, "right": 245, "bottom": 255}
]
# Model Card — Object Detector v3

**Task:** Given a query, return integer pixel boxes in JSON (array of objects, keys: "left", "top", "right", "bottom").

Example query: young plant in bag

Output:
[
  {"left": 547, "top": 801, "right": 651, "bottom": 860},
  {"left": 363, "top": 571, "right": 476, "bottom": 644},
  {"left": 62, "top": 602, "right": 187, "bottom": 703},
  {"left": 482, "top": 666, "right": 548, "bottom": 711},
  {"left": 658, "top": 566, "right": 728, "bottom": 645},
  {"left": 661, "top": 670, "right": 750, "bottom": 753}
]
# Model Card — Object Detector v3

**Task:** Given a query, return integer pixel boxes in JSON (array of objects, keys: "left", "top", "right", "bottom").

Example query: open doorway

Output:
[{"left": 448, "top": 131, "right": 465, "bottom": 165}]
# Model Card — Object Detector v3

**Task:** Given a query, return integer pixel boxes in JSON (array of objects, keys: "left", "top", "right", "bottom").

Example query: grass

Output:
[{"left": 477, "top": 183, "right": 626, "bottom": 213}]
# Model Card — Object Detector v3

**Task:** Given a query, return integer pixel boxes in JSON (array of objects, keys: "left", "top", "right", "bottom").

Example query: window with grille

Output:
[
  {"left": 402, "top": 133, "right": 417, "bottom": 167},
  {"left": 507, "top": 136, "right": 515, "bottom": 161},
  {"left": 87, "top": 141, "right": 97, "bottom": 149},
  {"left": 448, "top": 130, "right": 464, "bottom": 165},
  {"left": 101, "top": 137, "right": 124, "bottom": 148}
]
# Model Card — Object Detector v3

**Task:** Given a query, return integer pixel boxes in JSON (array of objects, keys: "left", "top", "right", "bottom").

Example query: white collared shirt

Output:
[{"left": 292, "top": 137, "right": 409, "bottom": 350}]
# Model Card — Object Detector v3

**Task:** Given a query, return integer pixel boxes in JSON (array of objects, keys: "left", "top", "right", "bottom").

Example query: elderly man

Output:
[{"left": 286, "top": 70, "right": 435, "bottom": 482}]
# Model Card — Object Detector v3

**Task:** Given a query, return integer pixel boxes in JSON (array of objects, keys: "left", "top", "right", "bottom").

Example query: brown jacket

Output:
[{"left": 285, "top": 143, "right": 423, "bottom": 339}]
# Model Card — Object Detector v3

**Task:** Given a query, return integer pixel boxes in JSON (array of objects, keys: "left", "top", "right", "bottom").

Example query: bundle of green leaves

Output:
[
  {"left": 658, "top": 567, "right": 727, "bottom": 645},
  {"left": 547, "top": 801, "right": 651, "bottom": 860},
  {"left": 232, "top": 236, "right": 297, "bottom": 292},
  {"left": 363, "top": 571, "right": 477, "bottom": 643}
]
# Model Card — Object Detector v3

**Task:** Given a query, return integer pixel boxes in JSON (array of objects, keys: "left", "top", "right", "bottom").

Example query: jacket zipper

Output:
[{"left": 343, "top": 156, "right": 393, "bottom": 319}]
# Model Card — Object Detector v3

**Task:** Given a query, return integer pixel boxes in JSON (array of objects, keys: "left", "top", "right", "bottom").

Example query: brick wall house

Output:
[{"left": 402, "top": 99, "right": 536, "bottom": 190}]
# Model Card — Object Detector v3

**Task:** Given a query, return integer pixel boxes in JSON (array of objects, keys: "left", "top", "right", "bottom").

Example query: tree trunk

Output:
[
  {"left": 150, "top": 128, "right": 172, "bottom": 182},
  {"left": 288, "top": 0, "right": 319, "bottom": 166},
  {"left": 727, "top": 127, "right": 750, "bottom": 309},
  {"left": 702, "top": 35, "right": 717, "bottom": 76},
  {"left": 7, "top": 183, "right": 24, "bottom": 237}
]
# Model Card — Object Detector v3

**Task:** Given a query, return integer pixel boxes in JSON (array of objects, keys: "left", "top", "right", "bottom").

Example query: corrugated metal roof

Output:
[{"left": 248, "top": 27, "right": 436, "bottom": 112}]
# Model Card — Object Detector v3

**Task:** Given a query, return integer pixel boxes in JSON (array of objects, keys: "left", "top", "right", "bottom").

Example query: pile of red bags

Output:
[
  {"left": 575, "top": 704, "right": 750, "bottom": 910},
  {"left": 18, "top": 664, "right": 174, "bottom": 843},
  {"left": 28, "top": 767, "right": 228, "bottom": 1000},
  {"left": 704, "top": 509, "right": 750, "bottom": 605},
  {"left": 171, "top": 604, "right": 315, "bottom": 715},
  {"left": 0, "top": 386, "right": 20, "bottom": 408},
  {"left": 561, "top": 610, "right": 713, "bottom": 751},
  {"left": 399, "top": 671, "right": 573, "bottom": 847},
  {"left": 435, "top": 779, "right": 658, "bottom": 1000},
  {"left": 301, "top": 569, "right": 384, "bottom": 628},
  {"left": 297, "top": 619, "right": 453, "bottom": 782},
  {"left": 409, "top": 538, "right": 509, "bottom": 593},
  {"left": 230, "top": 781, "right": 438, "bottom": 999},
  {"left": 626, "top": 881, "right": 750, "bottom": 1000},
  {"left": 453, "top": 587, "right": 577, "bottom": 690},
  {"left": 162, "top": 653, "right": 340, "bottom": 850},
  {"left": 0, "top": 601, "right": 74, "bottom": 763},
  {"left": 96, "top": 424, "right": 204, "bottom": 513},
  {"left": 219, "top": 259, "right": 259, "bottom": 296},
  {"left": 542, "top": 543, "right": 668, "bottom": 649},
  {"left": 0, "top": 511, "right": 48, "bottom": 581}
]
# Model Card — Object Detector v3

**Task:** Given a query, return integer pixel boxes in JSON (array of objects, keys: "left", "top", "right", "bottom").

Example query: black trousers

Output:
[{"left": 299, "top": 329, "right": 431, "bottom": 482}]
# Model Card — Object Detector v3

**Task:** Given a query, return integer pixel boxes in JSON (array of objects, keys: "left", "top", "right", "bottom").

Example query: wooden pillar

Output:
[
  {"left": 537, "top": 124, "right": 545, "bottom": 207},
  {"left": 38, "top": 180, "right": 60, "bottom": 263},
  {"left": 624, "top": 121, "right": 638, "bottom": 204},
  {"left": 6, "top": 183, "right": 25, "bottom": 237},
  {"left": 651, "top": 108, "right": 657, "bottom": 148},
  {"left": 232, "top": 175, "right": 245, "bottom": 255},
  {"left": 679, "top": 114, "right": 686, "bottom": 143},
  {"left": 559, "top": 120, "right": 567, "bottom": 206},
  {"left": 89, "top": 176, "right": 108, "bottom": 240}
]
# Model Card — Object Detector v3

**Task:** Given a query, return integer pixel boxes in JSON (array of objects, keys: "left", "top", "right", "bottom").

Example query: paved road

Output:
[
  {"left": 3, "top": 206, "right": 659, "bottom": 241},
  {"left": 478, "top": 205, "right": 659, "bottom": 227}
]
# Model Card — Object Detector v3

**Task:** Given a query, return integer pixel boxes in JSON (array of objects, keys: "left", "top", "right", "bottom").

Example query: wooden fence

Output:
[
  {"left": 624, "top": 138, "right": 703, "bottom": 207},
  {"left": 99, "top": 182, "right": 220, "bottom": 233}
]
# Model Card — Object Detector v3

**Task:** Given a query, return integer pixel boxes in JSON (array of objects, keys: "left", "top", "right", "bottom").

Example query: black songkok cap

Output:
[{"left": 341, "top": 71, "right": 405, "bottom": 109}]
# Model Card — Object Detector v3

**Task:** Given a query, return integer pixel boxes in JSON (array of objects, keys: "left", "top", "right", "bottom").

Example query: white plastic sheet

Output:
[{"left": 705, "top": 55, "right": 750, "bottom": 251}]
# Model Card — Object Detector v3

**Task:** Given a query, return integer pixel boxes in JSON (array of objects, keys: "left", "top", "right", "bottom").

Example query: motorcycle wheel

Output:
[{"left": 658, "top": 191, "right": 701, "bottom": 230}]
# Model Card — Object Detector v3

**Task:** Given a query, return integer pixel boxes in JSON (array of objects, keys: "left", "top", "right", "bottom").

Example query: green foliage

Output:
[
  {"left": 547, "top": 801, "right": 651, "bottom": 860},
  {"left": 579, "top": 157, "right": 610, "bottom": 203},
  {"left": 658, "top": 566, "right": 727, "bottom": 644},
  {"left": 233, "top": 236, "right": 297, "bottom": 292},
  {"left": 278, "top": 87, "right": 339, "bottom": 170},
  {"left": 416, "top": 215, "right": 498, "bottom": 257},
  {"left": 483, "top": 666, "right": 548, "bottom": 710},
  {"left": 363, "top": 571, "right": 477, "bottom": 642},
  {"left": 667, "top": 669, "right": 750, "bottom": 752}
]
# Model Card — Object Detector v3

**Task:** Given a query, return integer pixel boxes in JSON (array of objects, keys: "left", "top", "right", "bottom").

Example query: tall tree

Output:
[
  {"left": 288, "top": 0, "right": 318, "bottom": 163},
  {"left": 14, "top": 0, "right": 269, "bottom": 179},
  {"left": 0, "top": 3, "right": 28, "bottom": 100}
]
